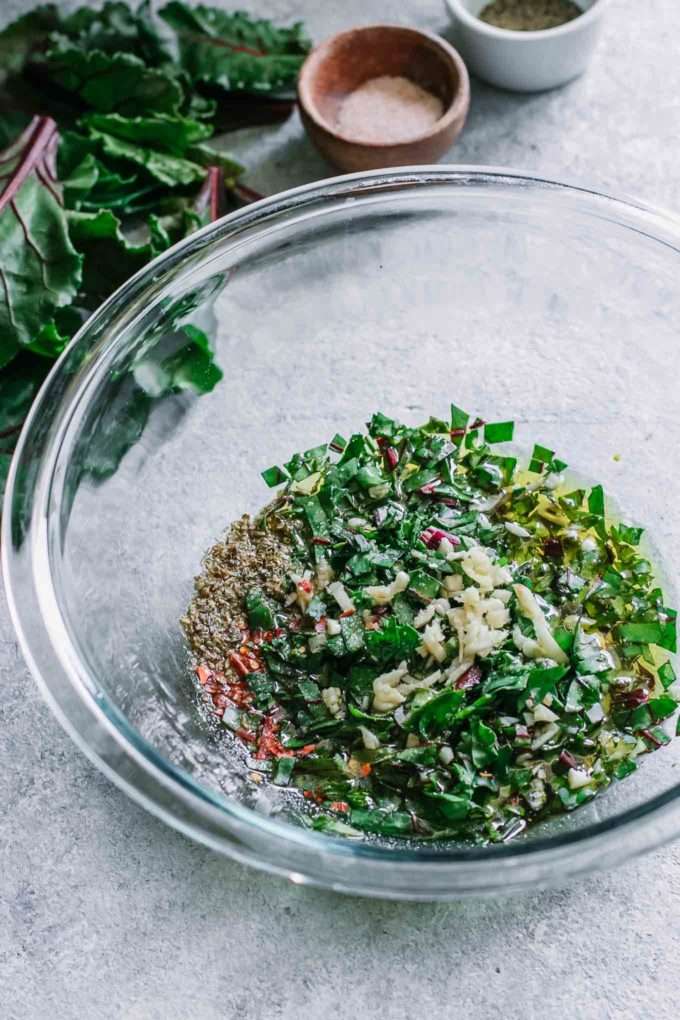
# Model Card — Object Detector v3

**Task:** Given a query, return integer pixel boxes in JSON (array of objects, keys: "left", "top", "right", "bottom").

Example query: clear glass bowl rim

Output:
[{"left": 5, "top": 165, "right": 680, "bottom": 898}]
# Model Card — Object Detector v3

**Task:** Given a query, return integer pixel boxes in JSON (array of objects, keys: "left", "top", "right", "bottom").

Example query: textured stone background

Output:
[{"left": 2, "top": 1, "right": 680, "bottom": 1018}]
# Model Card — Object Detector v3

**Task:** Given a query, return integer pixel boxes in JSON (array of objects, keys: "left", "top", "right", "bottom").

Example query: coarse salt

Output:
[{"left": 336, "top": 75, "right": 444, "bottom": 145}]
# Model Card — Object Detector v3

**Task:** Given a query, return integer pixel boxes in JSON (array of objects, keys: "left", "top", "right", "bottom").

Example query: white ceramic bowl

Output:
[{"left": 444, "top": 0, "right": 610, "bottom": 92}]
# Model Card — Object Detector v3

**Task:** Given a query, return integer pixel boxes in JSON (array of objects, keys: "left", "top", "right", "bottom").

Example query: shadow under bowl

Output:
[{"left": 297, "top": 25, "right": 470, "bottom": 172}]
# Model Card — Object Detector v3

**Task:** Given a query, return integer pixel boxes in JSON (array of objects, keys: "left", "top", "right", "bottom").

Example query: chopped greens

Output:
[{"left": 185, "top": 406, "right": 679, "bottom": 845}]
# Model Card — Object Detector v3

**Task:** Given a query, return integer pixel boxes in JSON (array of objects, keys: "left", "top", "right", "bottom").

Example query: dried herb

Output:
[{"left": 479, "top": 0, "right": 582, "bottom": 32}]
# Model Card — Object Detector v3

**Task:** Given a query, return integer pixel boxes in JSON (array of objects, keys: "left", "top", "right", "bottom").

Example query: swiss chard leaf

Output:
[
  {"left": 0, "top": 351, "right": 50, "bottom": 439},
  {"left": 0, "top": 116, "right": 82, "bottom": 368},
  {"left": 66, "top": 207, "right": 156, "bottom": 300},
  {"left": 44, "top": 40, "right": 185, "bottom": 117},
  {"left": 365, "top": 617, "right": 420, "bottom": 665},
  {"left": 80, "top": 112, "right": 242, "bottom": 188},
  {"left": 157, "top": 2, "right": 311, "bottom": 96}
]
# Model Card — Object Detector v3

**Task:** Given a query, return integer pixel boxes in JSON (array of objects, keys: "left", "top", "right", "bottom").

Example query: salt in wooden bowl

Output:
[{"left": 297, "top": 25, "right": 471, "bottom": 173}]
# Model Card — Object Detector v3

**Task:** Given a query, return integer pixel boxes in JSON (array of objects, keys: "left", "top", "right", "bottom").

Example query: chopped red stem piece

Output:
[
  {"left": 419, "top": 480, "right": 441, "bottom": 495},
  {"left": 450, "top": 418, "right": 486, "bottom": 439},
  {"left": 235, "top": 728, "right": 257, "bottom": 744},
  {"left": 384, "top": 446, "right": 399, "bottom": 472},
  {"left": 641, "top": 728, "right": 663, "bottom": 748},
  {"left": 554, "top": 749, "right": 577, "bottom": 774},
  {"left": 420, "top": 526, "right": 461, "bottom": 549},
  {"left": 338, "top": 608, "right": 355, "bottom": 619},
  {"left": 614, "top": 688, "right": 649, "bottom": 709},
  {"left": 311, "top": 536, "right": 331, "bottom": 545},
  {"left": 454, "top": 664, "right": 483, "bottom": 690}
]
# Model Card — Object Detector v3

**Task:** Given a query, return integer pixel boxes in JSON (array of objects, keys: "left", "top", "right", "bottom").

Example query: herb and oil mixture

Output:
[{"left": 184, "top": 407, "right": 679, "bottom": 844}]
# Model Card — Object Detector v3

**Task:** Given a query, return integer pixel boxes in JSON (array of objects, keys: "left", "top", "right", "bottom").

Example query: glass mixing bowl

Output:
[{"left": 5, "top": 168, "right": 680, "bottom": 899}]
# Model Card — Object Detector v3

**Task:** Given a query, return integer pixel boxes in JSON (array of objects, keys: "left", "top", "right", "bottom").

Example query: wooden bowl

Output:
[{"left": 297, "top": 25, "right": 470, "bottom": 173}]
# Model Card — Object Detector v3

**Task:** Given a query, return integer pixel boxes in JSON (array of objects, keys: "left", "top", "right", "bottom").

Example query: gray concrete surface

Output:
[{"left": 2, "top": 0, "right": 680, "bottom": 1017}]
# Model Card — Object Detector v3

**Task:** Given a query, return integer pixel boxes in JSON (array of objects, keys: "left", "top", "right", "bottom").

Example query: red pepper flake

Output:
[
  {"left": 312, "top": 536, "right": 331, "bottom": 545},
  {"left": 338, "top": 608, "right": 356, "bottom": 619},
  {"left": 360, "top": 763, "right": 372, "bottom": 777},
  {"left": 329, "top": 801, "right": 349, "bottom": 813},
  {"left": 303, "top": 790, "right": 314, "bottom": 800},
  {"left": 213, "top": 707, "right": 225, "bottom": 718},
  {"left": 296, "top": 744, "right": 317, "bottom": 757},
  {"left": 229, "top": 651, "right": 250, "bottom": 678},
  {"left": 297, "top": 578, "right": 313, "bottom": 594},
  {"left": 255, "top": 715, "right": 284, "bottom": 760},
  {"left": 235, "top": 728, "right": 257, "bottom": 744},
  {"left": 227, "top": 680, "right": 253, "bottom": 709},
  {"left": 196, "top": 666, "right": 213, "bottom": 686},
  {"left": 454, "top": 664, "right": 483, "bottom": 690}
]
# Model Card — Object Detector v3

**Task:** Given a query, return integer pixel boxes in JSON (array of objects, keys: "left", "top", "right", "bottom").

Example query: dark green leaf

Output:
[
  {"left": 349, "top": 807, "right": 413, "bottom": 837},
  {"left": 365, "top": 617, "right": 419, "bottom": 665},
  {"left": 588, "top": 484, "right": 605, "bottom": 517},
  {"left": 261, "top": 465, "right": 287, "bottom": 488},
  {"left": 0, "top": 117, "right": 82, "bottom": 368},
  {"left": 484, "top": 421, "right": 514, "bottom": 444},
  {"left": 405, "top": 688, "right": 465, "bottom": 738},
  {"left": 158, "top": 2, "right": 311, "bottom": 96},
  {"left": 246, "top": 589, "right": 275, "bottom": 631},
  {"left": 45, "top": 40, "right": 185, "bottom": 116}
]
